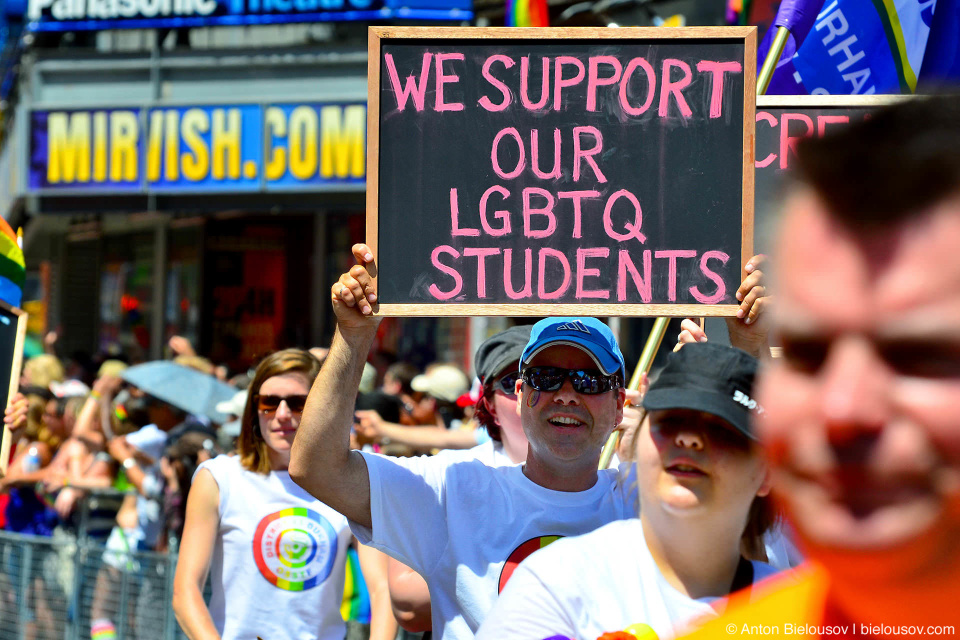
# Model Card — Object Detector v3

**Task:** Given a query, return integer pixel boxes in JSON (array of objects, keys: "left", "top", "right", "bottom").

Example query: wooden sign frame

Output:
[
  {"left": 367, "top": 26, "right": 757, "bottom": 317},
  {"left": 0, "top": 302, "right": 27, "bottom": 477}
]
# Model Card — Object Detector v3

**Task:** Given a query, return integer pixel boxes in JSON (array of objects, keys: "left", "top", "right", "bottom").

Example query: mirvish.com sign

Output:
[{"left": 28, "top": 103, "right": 367, "bottom": 194}]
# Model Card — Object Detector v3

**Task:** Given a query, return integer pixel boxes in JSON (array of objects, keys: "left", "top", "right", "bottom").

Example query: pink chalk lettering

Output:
[
  {"left": 695, "top": 60, "right": 742, "bottom": 119},
  {"left": 464, "top": 247, "right": 500, "bottom": 298},
  {"left": 755, "top": 111, "right": 777, "bottom": 168},
  {"left": 434, "top": 53, "right": 465, "bottom": 112},
  {"left": 576, "top": 247, "right": 610, "bottom": 299},
  {"left": 617, "top": 249, "right": 652, "bottom": 302},
  {"left": 503, "top": 248, "right": 533, "bottom": 300},
  {"left": 429, "top": 245, "right": 463, "bottom": 300},
  {"left": 658, "top": 59, "right": 693, "bottom": 118},
  {"left": 573, "top": 126, "right": 606, "bottom": 183},
  {"left": 522, "top": 187, "right": 558, "bottom": 239},
  {"left": 558, "top": 190, "right": 600, "bottom": 238},
  {"left": 553, "top": 56, "right": 586, "bottom": 111},
  {"left": 817, "top": 114, "right": 849, "bottom": 137},
  {"left": 531, "top": 128, "right": 562, "bottom": 180},
  {"left": 620, "top": 57, "right": 656, "bottom": 116},
  {"left": 587, "top": 56, "right": 622, "bottom": 112},
  {"left": 480, "top": 185, "right": 512, "bottom": 236},
  {"left": 603, "top": 189, "right": 646, "bottom": 243},
  {"left": 654, "top": 249, "right": 697, "bottom": 302},
  {"left": 521, "top": 57, "right": 550, "bottom": 110},
  {"left": 478, "top": 54, "right": 515, "bottom": 112},
  {"left": 689, "top": 250, "right": 729, "bottom": 304},
  {"left": 491, "top": 128, "right": 525, "bottom": 180},
  {"left": 780, "top": 113, "right": 813, "bottom": 170},
  {"left": 538, "top": 248, "right": 571, "bottom": 299},
  {"left": 384, "top": 52, "right": 433, "bottom": 112},
  {"left": 449, "top": 188, "right": 480, "bottom": 237}
]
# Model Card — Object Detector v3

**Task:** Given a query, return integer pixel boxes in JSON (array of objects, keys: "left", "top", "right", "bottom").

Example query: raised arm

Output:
[
  {"left": 355, "top": 410, "right": 479, "bottom": 453},
  {"left": 290, "top": 243, "right": 381, "bottom": 529}
]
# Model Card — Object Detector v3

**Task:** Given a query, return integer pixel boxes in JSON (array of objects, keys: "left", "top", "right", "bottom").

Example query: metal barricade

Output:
[{"left": 0, "top": 489, "right": 188, "bottom": 640}]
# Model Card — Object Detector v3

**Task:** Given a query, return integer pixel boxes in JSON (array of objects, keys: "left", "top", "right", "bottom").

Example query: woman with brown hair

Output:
[{"left": 173, "top": 349, "right": 386, "bottom": 640}]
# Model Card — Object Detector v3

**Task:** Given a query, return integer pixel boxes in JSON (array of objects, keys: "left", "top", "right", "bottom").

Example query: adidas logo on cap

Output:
[{"left": 556, "top": 321, "right": 591, "bottom": 334}]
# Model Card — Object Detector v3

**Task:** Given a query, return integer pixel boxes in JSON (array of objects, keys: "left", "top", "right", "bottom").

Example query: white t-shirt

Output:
[
  {"left": 199, "top": 455, "right": 353, "bottom": 640},
  {"left": 476, "top": 519, "right": 781, "bottom": 640},
  {"left": 125, "top": 423, "right": 167, "bottom": 547},
  {"left": 351, "top": 452, "right": 633, "bottom": 640}
]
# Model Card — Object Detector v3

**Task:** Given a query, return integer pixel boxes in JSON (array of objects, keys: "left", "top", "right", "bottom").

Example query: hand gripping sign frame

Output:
[
  {"left": 0, "top": 302, "right": 28, "bottom": 477},
  {"left": 366, "top": 26, "right": 757, "bottom": 317}
]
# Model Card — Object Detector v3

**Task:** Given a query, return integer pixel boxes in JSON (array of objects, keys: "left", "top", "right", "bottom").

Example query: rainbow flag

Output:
[
  {"left": 506, "top": 0, "right": 549, "bottom": 26},
  {"left": 340, "top": 547, "right": 371, "bottom": 624},
  {"left": 0, "top": 218, "right": 24, "bottom": 308}
]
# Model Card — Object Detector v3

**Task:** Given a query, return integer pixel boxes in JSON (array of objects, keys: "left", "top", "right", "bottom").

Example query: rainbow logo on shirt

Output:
[
  {"left": 253, "top": 507, "right": 338, "bottom": 591},
  {"left": 498, "top": 535, "right": 562, "bottom": 593}
]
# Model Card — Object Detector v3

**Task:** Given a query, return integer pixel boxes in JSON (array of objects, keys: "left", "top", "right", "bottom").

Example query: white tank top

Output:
[{"left": 199, "top": 455, "right": 352, "bottom": 640}]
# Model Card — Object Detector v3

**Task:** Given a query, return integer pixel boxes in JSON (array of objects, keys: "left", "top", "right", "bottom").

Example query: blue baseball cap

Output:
[{"left": 520, "top": 317, "right": 626, "bottom": 380}]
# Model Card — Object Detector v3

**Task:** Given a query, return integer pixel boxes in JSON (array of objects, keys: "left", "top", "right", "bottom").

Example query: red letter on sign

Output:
[
  {"left": 384, "top": 52, "right": 433, "bottom": 112},
  {"left": 696, "top": 60, "right": 742, "bottom": 118},
  {"left": 435, "top": 53, "right": 465, "bottom": 112},
  {"left": 429, "top": 246, "right": 463, "bottom": 300},
  {"left": 659, "top": 59, "right": 693, "bottom": 118}
]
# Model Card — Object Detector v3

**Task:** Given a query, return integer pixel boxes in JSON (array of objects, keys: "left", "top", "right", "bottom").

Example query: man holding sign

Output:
[{"left": 291, "top": 245, "right": 639, "bottom": 640}]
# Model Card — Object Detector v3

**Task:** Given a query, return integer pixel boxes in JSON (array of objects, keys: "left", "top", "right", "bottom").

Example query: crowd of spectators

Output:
[{"left": 0, "top": 331, "right": 492, "bottom": 640}]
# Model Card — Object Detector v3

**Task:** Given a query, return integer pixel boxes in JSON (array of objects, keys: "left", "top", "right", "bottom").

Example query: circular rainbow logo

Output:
[
  {"left": 253, "top": 507, "right": 338, "bottom": 591},
  {"left": 498, "top": 535, "right": 562, "bottom": 593}
]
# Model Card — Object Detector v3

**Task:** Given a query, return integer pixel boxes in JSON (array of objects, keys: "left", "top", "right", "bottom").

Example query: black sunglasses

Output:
[
  {"left": 520, "top": 366, "right": 621, "bottom": 395},
  {"left": 495, "top": 371, "right": 520, "bottom": 396},
  {"left": 257, "top": 394, "right": 308, "bottom": 414}
]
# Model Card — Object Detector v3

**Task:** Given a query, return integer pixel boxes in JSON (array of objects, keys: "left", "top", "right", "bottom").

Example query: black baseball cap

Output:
[
  {"left": 474, "top": 325, "right": 533, "bottom": 382},
  {"left": 642, "top": 343, "right": 761, "bottom": 440}
]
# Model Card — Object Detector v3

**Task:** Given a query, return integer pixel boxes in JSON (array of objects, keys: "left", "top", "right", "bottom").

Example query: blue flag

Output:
[
  {"left": 918, "top": 0, "right": 960, "bottom": 88},
  {"left": 764, "top": 0, "right": 943, "bottom": 94}
]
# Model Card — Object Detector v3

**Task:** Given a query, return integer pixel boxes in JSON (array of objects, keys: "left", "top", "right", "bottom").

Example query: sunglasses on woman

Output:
[
  {"left": 495, "top": 371, "right": 521, "bottom": 396},
  {"left": 256, "top": 394, "right": 308, "bottom": 414},
  {"left": 520, "top": 366, "right": 621, "bottom": 395}
]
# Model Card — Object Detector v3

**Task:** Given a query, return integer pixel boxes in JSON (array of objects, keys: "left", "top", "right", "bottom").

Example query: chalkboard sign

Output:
[
  {"left": 368, "top": 27, "right": 757, "bottom": 317},
  {"left": 0, "top": 302, "right": 27, "bottom": 476},
  {"left": 753, "top": 95, "right": 904, "bottom": 254}
]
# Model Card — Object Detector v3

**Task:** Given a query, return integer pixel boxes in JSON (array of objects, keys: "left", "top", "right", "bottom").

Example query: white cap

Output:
[
  {"left": 411, "top": 365, "right": 470, "bottom": 403},
  {"left": 215, "top": 390, "right": 248, "bottom": 418}
]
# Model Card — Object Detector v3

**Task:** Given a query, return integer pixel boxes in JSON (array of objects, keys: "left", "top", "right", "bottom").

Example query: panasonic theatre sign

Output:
[
  {"left": 24, "top": 0, "right": 470, "bottom": 30},
  {"left": 26, "top": 0, "right": 382, "bottom": 23}
]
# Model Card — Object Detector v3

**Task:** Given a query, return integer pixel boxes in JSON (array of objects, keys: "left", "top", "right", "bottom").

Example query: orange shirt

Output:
[{"left": 677, "top": 562, "right": 959, "bottom": 640}]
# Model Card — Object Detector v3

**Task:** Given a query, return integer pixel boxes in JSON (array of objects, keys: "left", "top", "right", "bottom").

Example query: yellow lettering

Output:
[
  {"left": 93, "top": 111, "right": 108, "bottom": 182},
  {"left": 47, "top": 112, "right": 91, "bottom": 184},
  {"left": 320, "top": 105, "right": 365, "bottom": 179},
  {"left": 181, "top": 109, "right": 209, "bottom": 182},
  {"left": 109, "top": 111, "right": 138, "bottom": 182},
  {"left": 165, "top": 110, "right": 180, "bottom": 182},
  {"left": 211, "top": 108, "right": 241, "bottom": 180},
  {"left": 288, "top": 106, "right": 318, "bottom": 181},
  {"left": 146, "top": 110, "right": 163, "bottom": 182},
  {"left": 264, "top": 107, "right": 286, "bottom": 181}
]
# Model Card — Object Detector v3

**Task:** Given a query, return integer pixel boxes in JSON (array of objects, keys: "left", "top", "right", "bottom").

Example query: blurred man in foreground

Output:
[{"left": 683, "top": 97, "right": 960, "bottom": 638}]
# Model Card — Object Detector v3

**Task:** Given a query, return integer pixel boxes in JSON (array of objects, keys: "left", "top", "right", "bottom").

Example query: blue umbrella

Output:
[{"left": 121, "top": 361, "right": 237, "bottom": 424}]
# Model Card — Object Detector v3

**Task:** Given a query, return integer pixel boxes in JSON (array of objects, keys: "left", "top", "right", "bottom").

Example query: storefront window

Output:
[
  {"left": 99, "top": 232, "right": 154, "bottom": 359},
  {"left": 165, "top": 224, "right": 202, "bottom": 351}
]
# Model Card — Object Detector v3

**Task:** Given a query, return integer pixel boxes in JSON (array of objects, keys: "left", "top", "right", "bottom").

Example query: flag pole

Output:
[
  {"left": 757, "top": 26, "right": 791, "bottom": 95},
  {"left": 598, "top": 316, "right": 670, "bottom": 469}
]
